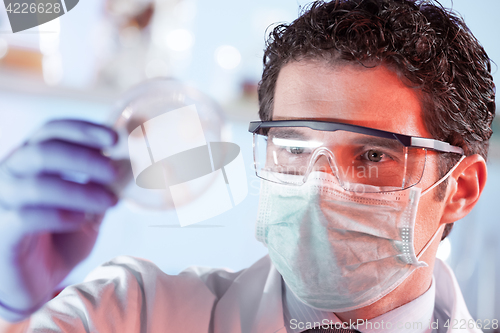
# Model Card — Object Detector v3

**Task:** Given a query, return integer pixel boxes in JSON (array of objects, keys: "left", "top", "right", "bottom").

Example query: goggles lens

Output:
[{"left": 253, "top": 126, "right": 427, "bottom": 192}]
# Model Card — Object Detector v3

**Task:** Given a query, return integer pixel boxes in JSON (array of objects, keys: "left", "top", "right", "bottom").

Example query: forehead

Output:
[{"left": 272, "top": 60, "right": 431, "bottom": 138}]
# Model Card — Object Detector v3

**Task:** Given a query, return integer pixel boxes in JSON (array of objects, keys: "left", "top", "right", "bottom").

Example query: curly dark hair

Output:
[{"left": 258, "top": 0, "right": 496, "bottom": 239}]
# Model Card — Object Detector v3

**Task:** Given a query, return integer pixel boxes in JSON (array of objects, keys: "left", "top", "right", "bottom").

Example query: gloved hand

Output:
[{"left": 0, "top": 120, "right": 120, "bottom": 322}]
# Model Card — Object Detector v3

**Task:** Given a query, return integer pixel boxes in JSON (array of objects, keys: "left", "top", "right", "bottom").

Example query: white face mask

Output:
[{"left": 255, "top": 160, "right": 462, "bottom": 312}]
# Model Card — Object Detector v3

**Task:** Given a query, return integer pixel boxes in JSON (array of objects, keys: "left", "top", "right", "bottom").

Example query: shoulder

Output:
[
  {"left": 433, "top": 258, "right": 483, "bottom": 333},
  {"left": 29, "top": 256, "right": 257, "bottom": 332},
  {"left": 80, "top": 255, "right": 254, "bottom": 299}
]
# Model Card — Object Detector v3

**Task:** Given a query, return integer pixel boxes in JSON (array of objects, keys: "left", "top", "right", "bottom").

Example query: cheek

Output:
[
  {"left": 413, "top": 193, "right": 444, "bottom": 253},
  {"left": 412, "top": 153, "right": 446, "bottom": 251}
]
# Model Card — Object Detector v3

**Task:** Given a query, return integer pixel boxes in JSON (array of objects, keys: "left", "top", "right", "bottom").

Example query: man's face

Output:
[{"left": 272, "top": 60, "right": 445, "bottom": 263}]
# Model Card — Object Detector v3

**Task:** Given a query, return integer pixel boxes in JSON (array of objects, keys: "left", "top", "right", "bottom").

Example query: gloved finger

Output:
[
  {"left": 11, "top": 207, "right": 98, "bottom": 233},
  {"left": 4, "top": 140, "right": 118, "bottom": 184},
  {"left": 28, "top": 119, "right": 118, "bottom": 149},
  {"left": 0, "top": 175, "right": 118, "bottom": 213},
  {"left": 50, "top": 217, "right": 102, "bottom": 267}
]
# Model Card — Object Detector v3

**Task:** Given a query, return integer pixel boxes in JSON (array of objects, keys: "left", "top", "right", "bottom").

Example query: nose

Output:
[{"left": 302, "top": 147, "right": 339, "bottom": 183}]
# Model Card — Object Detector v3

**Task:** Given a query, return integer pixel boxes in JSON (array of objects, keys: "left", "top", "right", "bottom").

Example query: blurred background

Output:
[{"left": 0, "top": 0, "right": 498, "bottom": 329}]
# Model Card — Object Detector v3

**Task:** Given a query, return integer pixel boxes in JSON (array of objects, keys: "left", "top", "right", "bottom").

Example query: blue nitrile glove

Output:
[{"left": 0, "top": 120, "right": 120, "bottom": 322}]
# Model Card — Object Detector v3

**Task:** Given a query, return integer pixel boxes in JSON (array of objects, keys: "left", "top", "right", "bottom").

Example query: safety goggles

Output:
[{"left": 248, "top": 120, "right": 465, "bottom": 193}]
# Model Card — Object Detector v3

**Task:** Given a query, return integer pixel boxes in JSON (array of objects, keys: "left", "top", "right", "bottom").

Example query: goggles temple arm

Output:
[
  {"left": 421, "top": 155, "right": 466, "bottom": 196},
  {"left": 409, "top": 137, "right": 464, "bottom": 155}
]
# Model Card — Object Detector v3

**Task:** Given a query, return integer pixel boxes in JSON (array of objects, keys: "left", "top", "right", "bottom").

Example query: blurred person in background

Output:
[
  {"left": 95, "top": 0, "right": 155, "bottom": 89},
  {"left": 0, "top": 1, "right": 496, "bottom": 333}
]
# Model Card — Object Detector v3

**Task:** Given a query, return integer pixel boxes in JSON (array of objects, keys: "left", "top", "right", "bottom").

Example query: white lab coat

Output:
[{"left": 28, "top": 255, "right": 480, "bottom": 333}]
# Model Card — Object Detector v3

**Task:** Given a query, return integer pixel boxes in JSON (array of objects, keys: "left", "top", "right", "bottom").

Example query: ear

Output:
[{"left": 441, "top": 154, "right": 487, "bottom": 224}]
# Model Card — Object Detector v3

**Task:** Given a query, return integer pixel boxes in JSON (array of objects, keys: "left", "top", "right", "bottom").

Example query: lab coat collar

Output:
[
  {"left": 213, "top": 255, "right": 286, "bottom": 333},
  {"left": 212, "top": 256, "right": 477, "bottom": 333},
  {"left": 434, "top": 258, "right": 481, "bottom": 333}
]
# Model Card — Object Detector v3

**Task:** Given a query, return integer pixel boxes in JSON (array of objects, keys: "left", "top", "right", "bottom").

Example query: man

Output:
[{"left": 0, "top": 0, "right": 495, "bottom": 332}]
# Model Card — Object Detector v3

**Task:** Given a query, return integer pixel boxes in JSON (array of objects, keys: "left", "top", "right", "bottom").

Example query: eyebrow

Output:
[
  {"left": 269, "top": 128, "right": 313, "bottom": 140},
  {"left": 272, "top": 137, "right": 323, "bottom": 148},
  {"left": 270, "top": 128, "right": 402, "bottom": 150},
  {"left": 348, "top": 136, "right": 402, "bottom": 150},
  {"left": 271, "top": 127, "right": 403, "bottom": 150}
]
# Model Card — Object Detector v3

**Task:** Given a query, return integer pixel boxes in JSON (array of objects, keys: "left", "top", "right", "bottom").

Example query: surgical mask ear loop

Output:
[
  {"left": 421, "top": 155, "right": 466, "bottom": 196},
  {"left": 416, "top": 155, "right": 465, "bottom": 260},
  {"left": 416, "top": 224, "right": 445, "bottom": 260}
]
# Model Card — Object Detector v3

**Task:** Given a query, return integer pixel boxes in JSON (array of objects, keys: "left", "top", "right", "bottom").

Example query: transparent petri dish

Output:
[{"left": 106, "top": 78, "right": 227, "bottom": 210}]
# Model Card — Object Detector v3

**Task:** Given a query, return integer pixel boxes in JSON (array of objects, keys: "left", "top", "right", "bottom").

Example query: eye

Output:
[
  {"left": 364, "top": 149, "right": 384, "bottom": 162},
  {"left": 286, "top": 146, "right": 305, "bottom": 154}
]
